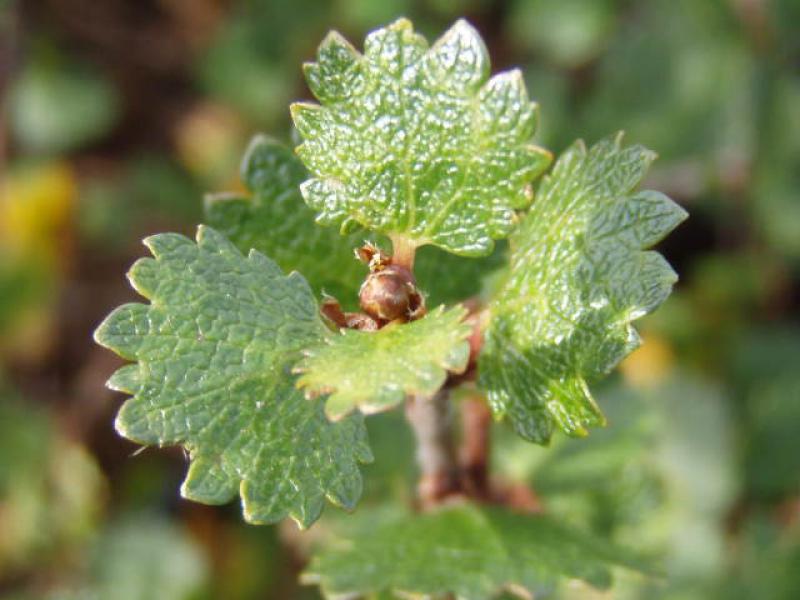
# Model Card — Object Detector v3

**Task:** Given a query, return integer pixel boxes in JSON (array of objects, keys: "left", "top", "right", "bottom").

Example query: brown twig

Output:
[
  {"left": 342, "top": 252, "right": 539, "bottom": 512},
  {"left": 405, "top": 390, "right": 463, "bottom": 509},
  {"left": 444, "top": 300, "right": 485, "bottom": 389},
  {"left": 460, "top": 395, "right": 492, "bottom": 500}
]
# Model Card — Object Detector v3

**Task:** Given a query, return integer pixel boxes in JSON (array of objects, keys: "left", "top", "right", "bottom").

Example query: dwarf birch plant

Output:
[{"left": 96, "top": 18, "right": 686, "bottom": 599}]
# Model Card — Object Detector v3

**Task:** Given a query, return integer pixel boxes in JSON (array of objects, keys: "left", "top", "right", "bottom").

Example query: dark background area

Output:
[{"left": 1, "top": 0, "right": 798, "bottom": 598}]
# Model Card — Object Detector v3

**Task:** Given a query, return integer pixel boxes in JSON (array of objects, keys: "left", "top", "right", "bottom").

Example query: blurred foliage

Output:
[
  {"left": 305, "top": 503, "right": 652, "bottom": 599},
  {"left": 2, "top": 517, "right": 209, "bottom": 600},
  {"left": 8, "top": 44, "right": 119, "bottom": 156},
  {"left": 1, "top": 0, "right": 798, "bottom": 597},
  {"left": 509, "top": 0, "right": 618, "bottom": 68},
  {"left": 77, "top": 153, "right": 203, "bottom": 245},
  {"left": 0, "top": 384, "right": 103, "bottom": 579},
  {"left": 61, "top": 517, "right": 209, "bottom": 600},
  {"left": 493, "top": 375, "right": 737, "bottom": 591}
]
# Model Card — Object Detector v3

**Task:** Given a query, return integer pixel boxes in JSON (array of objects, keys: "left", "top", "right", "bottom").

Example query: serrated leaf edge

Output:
[{"left": 293, "top": 305, "right": 472, "bottom": 421}]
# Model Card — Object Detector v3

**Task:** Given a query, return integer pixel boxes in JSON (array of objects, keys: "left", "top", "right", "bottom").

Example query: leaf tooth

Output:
[
  {"left": 181, "top": 457, "right": 238, "bottom": 505},
  {"left": 290, "top": 102, "right": 326, "bottom": 140},
  {"left": 127, "top": 256, "right": 159, "bottom": 299},
  {"left": 351, "top": 417, "right": 374, "bottom": 463},
  {"left": 291, "top": 103, "right": 336, "bottom": 171},
  {"left": 324, "top": 455, "right": 365, "bottom": 511},
  {"left": 203, "top": 190, "right": 246, "bottom": 214},
  {"left": 304, "top": 30, "right": 365, "bottom": 103},
  {"left": 300, "top": 178, "right": 349, "bottom": 225},
  {"left": 317, "top": 29, "right": 360, "bottom": 60},
  {"left": 523, "top": 143, "right": 554, "bottom": 178},
  {"left": 240, "top": 134, "right": 305, "bottom": 194},
  {"left": 196, "top": 224, "right": 241, "bottom": 257},
  {"left": 612, "top": 144, "right": 657, "bottom": 194},
  {"left": 477, "top": 69, "right": 537, "bottom": 142},
  {"left": 286, "top": 269, "right": 319, "bottom": 297},
  {"left": 547, "top": 377, "right": 605, "bottom": 437},
  {"left": 297, "top": 376, "right": 335, "bottom": 400},
  {"left": 246, "top": 247, "right": 285, "bottom": 278},
  {"left": 386, "top": 16, "right": 414, "bottom": 31},
  {"left": 633, "top": 191, "right": 689, "bottom": 246},
  {"left": 588, "top": 190, "right": 688, "bottom": 251},
  {"left": 358, "top": 385, "right": 407, "bottom": 416},
  {"left": 339, "top": 216, "right": 363, "bottom": 235},
  {"left": 289, "top": 492, "right": 326, "bottom": 531},
  {"left": 618, "top": 251, "right": 678, "bottom": 317},
  {"left": 364, "top": 17, "right": 428, "bottom": 77},
  {"left": 239, "top": 479, "right": 286, "bottom": 526},
  {"left": 93, "top": 302, "right": 150, "bottom": 359},
  {"left": 107, "top": 364, "right": 142, "bottom": 394},
  {"left": 239, "top": 133, "right": 273, "bottom": 189},
  {"left": 425, "top": 18, "right": 489, "bottom": 93},
  {"left": 115, "top": 395, "right": 163, "bottom": 446},
  {"left": 511, "top": 406, "right": 555, "bottom": 445},
  {"left": 142, "top": 231, "right": 194, "bottom": 260}
]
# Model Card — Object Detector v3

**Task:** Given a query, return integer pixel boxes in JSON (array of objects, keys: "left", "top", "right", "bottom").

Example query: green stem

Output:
[{"left": 389, "top": 234, "right": 417, "bottom": 271}]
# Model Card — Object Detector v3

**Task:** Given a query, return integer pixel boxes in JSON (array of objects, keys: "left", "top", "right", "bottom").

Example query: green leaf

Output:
[
  {"left": 480, "top": 135, "right": 687, "bottom": 443},
  {"left": 94, "top": 226, "right": 372, "bottom": 528},
  {"left": 304, "top": 503, "right": 650, "bottom": 600},
  {"left": 205, "top": 135, "right": 371, "bottom": 304},
  {"left": 292, "top": 18, "right": 552, "bottom": 256},
  {"left": 206, "top": 136, "right": 506, "bottom": 308},
  {"left": 295, "top": 306, "right": 471, "bottom": 419}
]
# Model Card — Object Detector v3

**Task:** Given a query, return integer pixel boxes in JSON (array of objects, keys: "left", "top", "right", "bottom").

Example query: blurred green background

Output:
[{"left": 0, "top": 0, "right": 798, "bottom": 598}]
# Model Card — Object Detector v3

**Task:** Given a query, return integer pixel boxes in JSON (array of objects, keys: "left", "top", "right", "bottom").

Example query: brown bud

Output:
[{"left": 359, "top": 264, "right": 423, "bottom": 323}]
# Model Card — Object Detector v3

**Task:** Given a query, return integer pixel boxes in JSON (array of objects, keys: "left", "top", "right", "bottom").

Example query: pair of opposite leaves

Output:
[{"left": 95, "top": 18, "right": 685, "bottom": 591}]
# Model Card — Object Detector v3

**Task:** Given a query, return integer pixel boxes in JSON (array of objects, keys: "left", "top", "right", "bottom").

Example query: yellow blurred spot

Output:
[
  {"left": 0, "top": 161, "right": 76, "bottom": 362},
  {"left": 174, "top": 102, "right": 244, "bottom": 185},
  {"left": 620, "top": 333, "right": 675, "bottom": 389},
  {"left": 0, "top": 161, "right": 77, "bottom": 269}
]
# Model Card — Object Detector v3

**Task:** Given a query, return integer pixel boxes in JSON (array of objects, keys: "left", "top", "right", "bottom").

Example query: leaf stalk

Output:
[{"left": 389, "top": 234, "right": 417, "bottom": 270}]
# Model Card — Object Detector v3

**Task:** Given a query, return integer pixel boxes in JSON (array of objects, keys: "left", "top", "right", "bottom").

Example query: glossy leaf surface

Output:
[
  {"left": 293, "top": 18, "right": 551, "bottom": 256},
  {"left": 295, "top": 305, "right": 471, "bottom": 419},
  {"left": 480, "top": 136, "right": 687, "bottom": 443}
]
